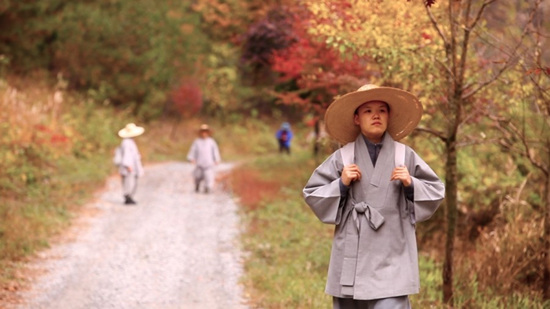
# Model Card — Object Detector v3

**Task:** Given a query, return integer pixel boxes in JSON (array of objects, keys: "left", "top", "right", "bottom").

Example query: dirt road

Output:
[{"left": 9, "top": 162, "right": 248, "bottom": 309}]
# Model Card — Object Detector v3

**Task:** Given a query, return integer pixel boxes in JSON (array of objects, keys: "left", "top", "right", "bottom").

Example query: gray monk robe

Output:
[{"left": 303, "top": 133, "right": 445, "bottom": 300}]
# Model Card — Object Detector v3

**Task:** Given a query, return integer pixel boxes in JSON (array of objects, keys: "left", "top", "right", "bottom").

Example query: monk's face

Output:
[
  {"left": 353, "top": 101, "right": 389, "bottom": 143},
  {"left": 199, "top": 130, "right": 210, "bottom": 138}
]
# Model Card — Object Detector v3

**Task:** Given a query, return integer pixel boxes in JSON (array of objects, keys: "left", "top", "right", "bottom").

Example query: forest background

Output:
[{"left": 0, "top": 0, "right": 549, "bottom": 308}]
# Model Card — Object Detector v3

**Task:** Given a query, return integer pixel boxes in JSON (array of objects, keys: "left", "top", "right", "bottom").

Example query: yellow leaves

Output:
[
  {"left": 191, "top": 0, "right": 235, "bottom": 28},
  {"left": 307, "top": 1, "right": 330, "bottom": 19},
  {"left": 306, "top": 0, "right": 433, "bottom": 56},
  {"left": 0, "top": 149, "right": 16, "bottom": 167}
]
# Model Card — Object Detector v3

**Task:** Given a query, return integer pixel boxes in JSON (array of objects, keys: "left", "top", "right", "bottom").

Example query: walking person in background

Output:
[
  {"left": 187, "top": 124, "right": 221, "bottom": 194},
  {"left": 303, "top": 84, "right": 445, "bottom": 308},
  {"left": 117, "top": 123, "right": 145, "bottom": 205},
  {"left": 276, "top": 122, "right": 293, "bottom": 154}
]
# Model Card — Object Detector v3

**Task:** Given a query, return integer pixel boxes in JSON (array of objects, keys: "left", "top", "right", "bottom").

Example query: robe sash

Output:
[
  {"left": 339, "top": 134, "right": 396, "bottom": 296},
  {"left": 340, "top": 201, "right": 385, "bottom": 295}
]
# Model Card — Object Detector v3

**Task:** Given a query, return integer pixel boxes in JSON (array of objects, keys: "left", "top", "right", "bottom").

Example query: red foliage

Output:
[
  {"left": 270, "top": 17, "right": 367, "bottom": 112},
  {"left": 33, "top": 124, "right": 69, "bottom": 145},
  {"left": 170, "top": 79, "right": 203, "bottom": 118},
  {"left": 34, "top": 124, "right": 50, "bottom": 132},
  {"left": 525, "top": 67, "right": 550, "bottom": 76},
  {"left": 50, "top": 134, "right": 69, "bottom": 144}
]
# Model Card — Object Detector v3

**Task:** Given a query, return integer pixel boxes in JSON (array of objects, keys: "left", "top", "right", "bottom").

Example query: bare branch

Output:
[
  {"left": 457, "top": 0, "right": 474, "bottom": 86},
  {"left": 425, "top": 5, "right": 448, "bottom": 47},
  {"left": 462, "top": 0, "right": 540, "bottom": 100},
  {"left": 434, "top": 57, "right": 455, "bottom": 81},
  {"left": 461, "top": 62, "right": 514, "bottom": 100},
  {"left": 415, "top": 126, "right": 447, "bottom": 142},
  {"left": 488, "top": 114, "right": 549, "bottom": 175},
  {"left": 456, "top": 137, "right": 500, "bottom": 148},
  {"left": 468, "top": 0, "right": 498, "bottom": 30}
]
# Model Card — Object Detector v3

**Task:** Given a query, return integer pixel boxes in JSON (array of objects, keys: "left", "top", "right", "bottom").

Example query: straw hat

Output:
[
  {"left": 199, "top": 124, "right": 211, "bottom": 132},
  {"left": 118, "top": 123, "right": 145, "bottom": 138},
  {"left": 324, "top": 84, "right": 423, "bottom": 144}
]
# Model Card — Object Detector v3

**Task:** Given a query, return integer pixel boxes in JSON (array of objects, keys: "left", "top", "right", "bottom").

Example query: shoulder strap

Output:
[
  {"left": 340, "top": 142, "right": 355, "bottom": 166},
  {"left": 394, "top": 141, "right": 406, "bottom": 167},
  {"left": 341, "top": 140, "right": 405, "bottom": 167}
]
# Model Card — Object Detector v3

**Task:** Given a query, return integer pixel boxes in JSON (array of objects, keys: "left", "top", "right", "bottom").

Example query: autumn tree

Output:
[
  {"left": 195, "top": 0, "right": 301, "bottom": 120},
  {"left": 301, "top": 0, "right": 544, "bottom": 305},
  {"left": 240, "top": 8, "right": 296, "bottom": 87},
  {"left": 268, "top": 6, "right": 370, "bottom": 154},
  {"left": 489, "top": 1, "right": 550, "bottom": 298},
  {"left": 167, "top": 78, "right": 203, "bottom": 137},
  {"left": 421, "top": 1, "right": 546, "bottom": 303}
]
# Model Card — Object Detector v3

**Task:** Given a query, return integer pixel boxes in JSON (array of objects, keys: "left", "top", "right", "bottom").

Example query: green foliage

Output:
[
  {"left": 0, "top": 0, "right": 209, "bottom": 117},
  {"left": 0, "top": 81, "right": 129, "bottom": 280},
  {"left": 201, "top": 43, "right": 246, "bottom": 119}
]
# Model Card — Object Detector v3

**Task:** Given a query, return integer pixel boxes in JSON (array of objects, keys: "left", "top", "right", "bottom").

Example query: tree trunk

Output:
[
  {"left": 443, "top": 135, "right": 458, "bottom": 305},
  {"left": 170, "top": 116, "right": 182, "bottom": 140},
  {"left": 313, "top": 118, "right": 320, "bottom": 156}
]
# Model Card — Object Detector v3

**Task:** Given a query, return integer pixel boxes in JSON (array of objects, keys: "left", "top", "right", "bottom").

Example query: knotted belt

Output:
[
  {"left": 340, "top": 201, "right": 385, "bottom": 296},
  {"left": 351, "top": 201, "right": 385, "bottom": 231}
]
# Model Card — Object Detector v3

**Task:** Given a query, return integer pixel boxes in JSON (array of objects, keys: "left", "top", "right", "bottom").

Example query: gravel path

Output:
[{"left": 10, "top": 162, "right": 249, "bottom": 309}]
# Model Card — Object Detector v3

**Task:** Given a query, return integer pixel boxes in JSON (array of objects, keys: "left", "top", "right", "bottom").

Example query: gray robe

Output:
[
  {"left": 118, "top": 138, "right": 143, "bottom": 177},
  {"left": 303, "top": 133, "right": 445, "bottom": 300},
  {"left": 187, "top": 137, "right": 221, "bottom": 168}
]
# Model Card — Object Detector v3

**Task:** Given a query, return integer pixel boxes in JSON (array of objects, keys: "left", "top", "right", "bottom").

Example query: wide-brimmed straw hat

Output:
[
  {"left": 324, "top": 84, "right": 423, "bottom": 144},
  {"left": 199, "top": 124, "right": 211, "bottom": 132},
  {"left": 118, "top": 123, "right": 145, "bottom": 138}
]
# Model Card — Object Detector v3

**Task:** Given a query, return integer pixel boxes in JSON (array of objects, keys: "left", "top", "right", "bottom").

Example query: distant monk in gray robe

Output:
[
  {"left": 117, "top": 123, "right": 145, "bottom": 205},
  {"left": 303, "top": 84, "right": 445, "bottom": 309},
  {"left": 187, "top": 124, "right": 221, "bottom": 194}
]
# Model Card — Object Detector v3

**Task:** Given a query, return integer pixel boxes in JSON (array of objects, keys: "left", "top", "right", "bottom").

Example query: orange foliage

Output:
[{"left": 228, "top": 167, "right": 280, "bottom": 211}]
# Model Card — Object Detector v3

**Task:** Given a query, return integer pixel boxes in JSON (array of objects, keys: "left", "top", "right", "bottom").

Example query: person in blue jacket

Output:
[{"left": 276, "top": 122, "right": 293, "bottom": 154}]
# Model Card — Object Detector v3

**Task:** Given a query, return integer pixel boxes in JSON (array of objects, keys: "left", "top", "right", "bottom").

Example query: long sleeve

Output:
[
  {"left": 212, "top": 139, "right": 221, "bottom": 163},
  {"left": 187, "top": 140, "right": 198, "bottom": 162},
  {"left": 119, "top": 138, "right": 143, "bottom": 176},
  {"left": 303, "top": 151, "right": 346, "bottom": 225},
  {"left": 407, "top": 149, "right": 445, "bottom": 223}
]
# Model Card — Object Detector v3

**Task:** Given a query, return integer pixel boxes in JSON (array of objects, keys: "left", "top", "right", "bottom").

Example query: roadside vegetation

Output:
[
  {"left": 0, "top": 76, "right": 294, "bottom": 299},
  {"left": 0, "top": 78, "right": 119, "bottom": 289},
  {"left": 1, "top": 0, "right": 549, "bottom": 307},
  {"left": 1, "top": 76, "right": 549, "bottom": 307}
]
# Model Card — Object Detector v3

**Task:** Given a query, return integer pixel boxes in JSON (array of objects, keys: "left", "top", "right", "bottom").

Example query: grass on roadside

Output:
[{"left": 229, "top": 138, "right": 334, "bottom": 308}]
